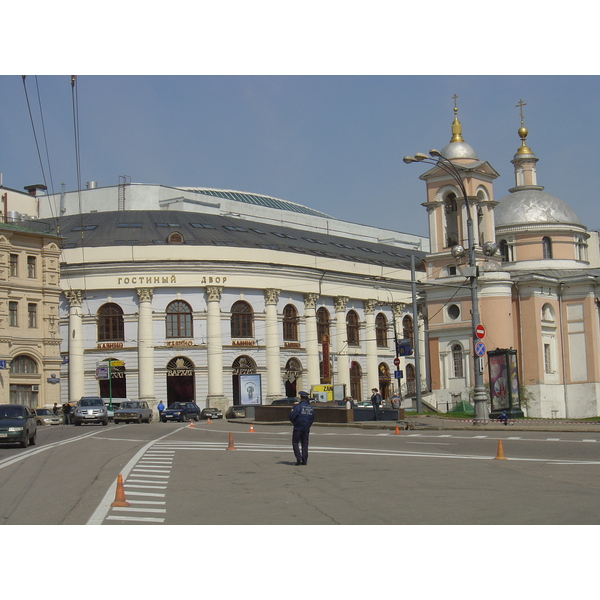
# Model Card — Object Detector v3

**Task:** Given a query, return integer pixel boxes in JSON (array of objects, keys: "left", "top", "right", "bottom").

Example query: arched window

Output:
[
  {"left": 576, "top": 236, "right": 587, "bottom": 262},
  {"left": 350, "top": 361, "right": 362, "bottom": 401},
  {"left": 498, "top": 239, "right": 510, "bottom": 262},
  {"left": 231, "top": 301, "right": 253, "bottom": 338},
  {"left": 375, "top": 313, "right": 388, "bottom": 347},
  {"left": 166, "top": 300, "right": 193, "bottom": 338},
  {"left": 98, "top": 303, "right": 124, "bottom": 342},
  {"left": 405, "top": 363, "right": 416, "bottom": 396},
  {"left": 444, "top": 192, "right": 459, "bottom": 248},
  {"left": 452, "top": 344, "right": 464, "bottom": 378},
  {"left": 167, "top": 231, "right": 184, "bottom": 244},
  {"left": 316, "top": 307, "right": 330, "bottom": 343},
  {"left": 542, "top": 236, "right": 553, "bottom": 259},
  {"left": 402, "top": 315, "right": 414, "bottom": 348},
  {"left": 346, "top": 310, "right": 360, "bottom": 346},
  {"left": 283, "top": 304, "right": 299, "bottom": 341},
  {"left": 10, "top": 355, "right": 38, "bottom": 374}
]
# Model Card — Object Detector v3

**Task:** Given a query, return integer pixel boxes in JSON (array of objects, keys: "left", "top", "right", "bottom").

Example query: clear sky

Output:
[{"left": 1, "top": 74, "right": 598, "bottom": 237}]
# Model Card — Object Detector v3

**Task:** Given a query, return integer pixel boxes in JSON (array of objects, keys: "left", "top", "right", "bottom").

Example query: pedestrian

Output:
[
  {"left": 52, "top": 403, "right": 59, "bottom": 415},
  {"left": 499, "top": 410, "right": 509, "bottom": 425},
  {"left": 157, "top": 400, "right": 165, "bottom": 420},
  {"left": 390, "top": 394, "right": 400, "bottom": 409},
  {"left": 289, "top": 391, "right": 315, "bottom": 466},
  {"left": 63, "top": 402, "right": 72, "bottom": 424},
  {"left": 370, "top": 388, "right": 382, "bottom": 420}
]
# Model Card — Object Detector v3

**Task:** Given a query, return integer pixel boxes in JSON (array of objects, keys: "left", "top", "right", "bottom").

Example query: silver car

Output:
[
  {"left": 113, "top": 400, "right": 153, "bottom": 424},
  {"left": 72, "top": 397, "right": 109, "bottom": 426}
]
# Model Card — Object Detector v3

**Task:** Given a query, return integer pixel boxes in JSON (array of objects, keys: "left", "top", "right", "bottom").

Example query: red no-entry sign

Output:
[{"left": 475, "top": 324, "right": 486, "bottom": 339}]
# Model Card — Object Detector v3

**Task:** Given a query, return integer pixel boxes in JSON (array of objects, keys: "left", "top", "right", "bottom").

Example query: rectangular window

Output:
[
  {"left": 9, "top": 301, "right": 18, "bottom": 327},
  {"left": 28, "top": 303, "right": 37, "bottom": 328},
  {"left": 27, "top": 256, "right": 36, "bottom": 278},
  {"left": 9, "top": 254, "right": 18, "bottom": 277}
]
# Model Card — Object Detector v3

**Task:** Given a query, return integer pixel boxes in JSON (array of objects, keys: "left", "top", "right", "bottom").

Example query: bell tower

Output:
[{"left": 420, "top": 98, "right": 501, "bottom": 281}]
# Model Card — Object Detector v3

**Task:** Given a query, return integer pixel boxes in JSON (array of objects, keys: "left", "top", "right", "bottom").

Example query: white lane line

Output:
[
  {"left": 129, "top": 473, "right": 170, "bottom": 479},
  {"left": 111, "top": 506, "right": 166, "bottom": 513},
  {"left": 127, "top": 500, "right": 166, "bottom": 505},
  {"left": 125, "top": 483, "right": 168, "bottom": 488},
  {"left": 125, "top": 491, "right": 166, "bottom": 497},
  {"left": 131, "top": 468, "right": 171, "bottom": 473},
  {"left": 106, "top": 516, "right": 164, "bottom": 523}
]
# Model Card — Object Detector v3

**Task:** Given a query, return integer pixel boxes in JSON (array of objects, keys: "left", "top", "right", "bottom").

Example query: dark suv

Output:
[{"left": 160, "top": 402, "right": 201, "bottom": 422}]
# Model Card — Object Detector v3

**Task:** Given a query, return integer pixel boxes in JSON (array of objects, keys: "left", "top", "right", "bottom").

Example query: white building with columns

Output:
[{"left": 36, "top": 184, "right": 429, "bottom": 415}]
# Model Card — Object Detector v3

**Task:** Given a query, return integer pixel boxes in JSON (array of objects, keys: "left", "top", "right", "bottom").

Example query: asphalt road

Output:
[{"left": 1, "top": 420, "right": 600, "bottom": 525}]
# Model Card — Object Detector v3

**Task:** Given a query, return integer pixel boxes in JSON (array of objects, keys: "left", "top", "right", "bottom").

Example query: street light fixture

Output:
[{"left": 404, "top": 149, "right": 491, "bottom": 423}]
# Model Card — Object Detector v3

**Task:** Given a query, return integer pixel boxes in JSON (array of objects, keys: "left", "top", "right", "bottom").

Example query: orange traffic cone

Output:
[
  {"left": 111, "top": 474, "right": 130, "bottom": 507},
  {"left": 394, "top": 426, "right": 401, "bottom": 435},
  {"left": 189, "top": 420, "right": 194, "bottom": 428},
  {"left": 226, "top": 432, "right": 236, "bottom": 450},
  {"left": 495, "top": 439, "right": 507, "bottom": 460},
  {"left": 249, "top": 424, "right": 255, "bottom": 433},
  {"left": 207, "top": 416, "right": 211, "bottom": 424}
]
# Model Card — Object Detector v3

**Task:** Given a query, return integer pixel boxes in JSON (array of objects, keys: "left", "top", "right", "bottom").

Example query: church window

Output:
[
  {"left": 402, "top": 315, "right": 414, "bottom": 347},
  {"left": 444, "top": 193, "right": 459, "bottom": 248},
  {"left": 542, "top": 237, "right": 553, "bottom": 259},
  {"left": 498, "top": 239, "right": 510, "bottom": 262},
  {"left": 447, "top": 304, "right": 460, "bottom": 321},
  {"left": 576, "top": 236, "right": 587, "bottom": 262},
  {"left": 452, "top": 344, "right": 464, "bottom": 378}
]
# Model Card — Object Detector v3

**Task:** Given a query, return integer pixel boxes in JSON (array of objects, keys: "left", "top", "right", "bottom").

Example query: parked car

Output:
[
  {"left": 200, "top": 407, "right": 223, "bottom": 420},
  {"left": 113, "top": 400, "right": 153, "bottom": 424},
  {"left": 225, "top": 405, "right": 247, "bottom": 419},
  {"left": 271, "top": 397, "right": 297, "bottom": 405},
  {"left": 34, "top": 408, "right": 63, "bottom": 426},
  {"left": 103, "top": 398, "right": 128, "bottom": 421},
  {"left": 0, "top": 404, "right": 37, "bottom": 447},
  {"left": 72, "top": 397, "right": 109, "bottom": 426},
  {"left": 161, "top": 402, "right": 201, "bottom": 422}
]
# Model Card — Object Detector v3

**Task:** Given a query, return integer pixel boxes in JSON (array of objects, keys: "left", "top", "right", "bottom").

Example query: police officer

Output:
[{"left": 289, "top": 391, "right": 315, "bottom": 466}]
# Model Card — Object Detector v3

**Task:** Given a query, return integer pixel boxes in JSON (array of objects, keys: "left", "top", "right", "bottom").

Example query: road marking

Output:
[
  {"left": 106, "top": 516, "right": 164, "bottom": 523},
  {"left": 125, "top": 491, "right": 166, "bottom": 497},
  {"left": 87, "top": 427, "right": 180, "bottom": 525}
]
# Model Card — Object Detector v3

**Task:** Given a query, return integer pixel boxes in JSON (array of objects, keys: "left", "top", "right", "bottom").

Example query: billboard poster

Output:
[
  {"left": 239, "top": 374, "right": 261, "bottom": 405},
  {"left": 508, "top": 351, "right": 521, "bottom": 409},
  {"left": 489, "top": 352, "right": 509, "bottom": 411}
]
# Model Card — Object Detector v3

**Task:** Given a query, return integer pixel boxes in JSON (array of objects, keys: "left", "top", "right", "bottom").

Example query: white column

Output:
[
  {"left": 205, "top": 286, "right": 227, "bottom": 408},
  {"left": 364, "top": 299, "right": 379, "bottom": 393},
  {"left": 303, "top": 293, "right": 320, "bottom": 388},
  {"left": 334, "top": 296, "right": 350, "bottom": 394},
  {"left": 65, "top": 290, "right": 84, "bottom": 403},
  {"left": 136, "top": 288, "right": 155, "bottom": 408},
  {"left": 264, "top": 289, "right": 281, "bottom": 402}
]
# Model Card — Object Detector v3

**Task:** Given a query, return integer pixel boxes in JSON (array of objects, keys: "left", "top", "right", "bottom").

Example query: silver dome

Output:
[
  {"left": 495, "top": 189, "right": 582, "bottom": 227},
  {"left": 440, "top": 140, "right": 478, "bottom": 160}
]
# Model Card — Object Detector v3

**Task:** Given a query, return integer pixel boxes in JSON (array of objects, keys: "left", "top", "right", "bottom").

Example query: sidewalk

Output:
[{"left": 241, "top": 415, "right": 600, "bottom": 434}]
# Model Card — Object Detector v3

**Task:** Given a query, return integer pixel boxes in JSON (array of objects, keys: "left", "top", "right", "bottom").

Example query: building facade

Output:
[
  {"left": 0, "top": 184, "right": 62, "bottom": 408},
  {"left": 419, "top": 105, "right": 600, "bottom": 418},
  {"left": 36, "top": 185, "right": 429, "bottom": 415}
]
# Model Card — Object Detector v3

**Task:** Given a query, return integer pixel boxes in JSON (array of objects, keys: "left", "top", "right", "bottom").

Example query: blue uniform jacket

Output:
[{"left": 289, "top": 399, "right": 315, "bottom": 431}]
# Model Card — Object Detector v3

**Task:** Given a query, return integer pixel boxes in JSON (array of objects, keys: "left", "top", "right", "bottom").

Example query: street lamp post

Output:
[{"left": 403, "top": 149, "right": 490, "bottom": 423}]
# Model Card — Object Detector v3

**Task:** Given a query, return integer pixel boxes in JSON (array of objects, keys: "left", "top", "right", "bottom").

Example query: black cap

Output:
[{"left": 299, "top": 391, "right": 309, "bottom": 397}]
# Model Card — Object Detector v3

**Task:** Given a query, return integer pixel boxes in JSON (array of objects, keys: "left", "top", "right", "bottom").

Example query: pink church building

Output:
[{"left": 417, "top": 105, "right": 600, "bottom": 419}]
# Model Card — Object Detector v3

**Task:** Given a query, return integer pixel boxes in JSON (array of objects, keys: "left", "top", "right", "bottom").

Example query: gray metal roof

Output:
[
  {"left": 179, "top": 188, "right": 333, "bottom": 218},
  {"left": 40, "top": 210, "right": 425, "bottom": 270}
]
